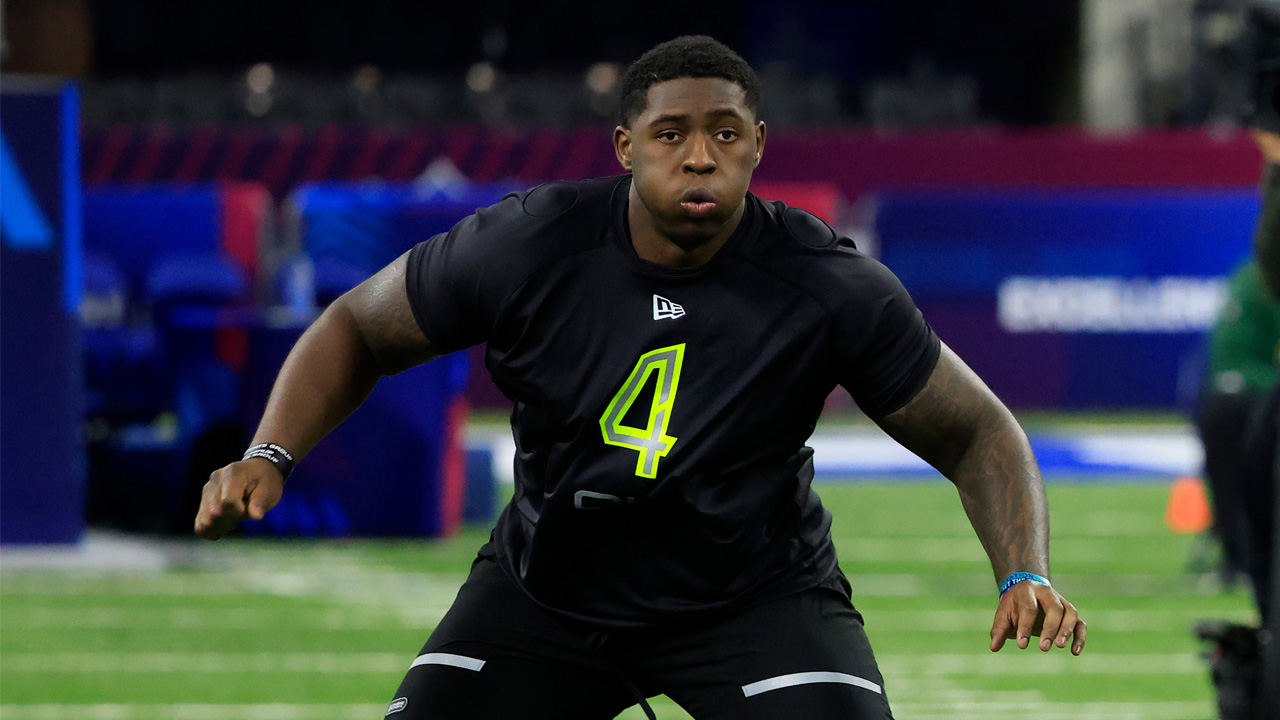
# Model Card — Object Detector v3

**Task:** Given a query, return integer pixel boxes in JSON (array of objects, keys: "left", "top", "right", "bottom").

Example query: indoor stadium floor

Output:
[{"left": 0, "top": 478, "right": 1256, "bottom": 720}]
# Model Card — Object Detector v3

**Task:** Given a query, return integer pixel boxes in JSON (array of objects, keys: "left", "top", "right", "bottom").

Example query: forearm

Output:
[
  {"left": 250, "top": 301, "right": 384, "bottom": 461},
  {"left": 196, "top": 254, "right": 433, "bottom": 540},
  {"left": 875, "top": 344, "right": 1050, "bottom": 585},
  {"left": 943, "top": 408, "right": 1050, "bottom": 583}
]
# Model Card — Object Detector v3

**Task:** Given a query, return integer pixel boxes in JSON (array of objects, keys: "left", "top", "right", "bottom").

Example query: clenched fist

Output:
[{"left": 193, "top": 458, "right": 285, "bottom": 540}]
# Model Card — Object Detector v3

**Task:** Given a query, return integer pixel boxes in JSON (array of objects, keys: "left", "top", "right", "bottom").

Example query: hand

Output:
[
  {"left": 193, "top": 458, "right": 285, "bottom": 540},
  {"left": 1253, "top": 129, "right": 1280, "bottom": 165},
  {"left": 989, "top": 580, "right": 1087, "bottom": 655}
]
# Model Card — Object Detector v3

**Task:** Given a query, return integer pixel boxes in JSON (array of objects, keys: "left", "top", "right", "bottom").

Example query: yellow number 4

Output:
[{"left": 600, "top": 344, "right": 685, "bottom": 479}]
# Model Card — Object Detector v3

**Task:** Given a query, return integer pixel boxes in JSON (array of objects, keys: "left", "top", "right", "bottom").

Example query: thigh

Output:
[
  {"left": 641, "top": 581, "right": 894, "bottom": 720},
  {"left": 387, "top": 555, "right": 636, "bottom": 720},
  {"left": 389, "top": 640, "right": 636, "bottom": 720}
]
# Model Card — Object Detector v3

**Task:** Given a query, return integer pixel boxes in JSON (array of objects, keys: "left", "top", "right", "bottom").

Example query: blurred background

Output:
[{"left": 3, "top": 1, "right": 1280, "bottom": 719}]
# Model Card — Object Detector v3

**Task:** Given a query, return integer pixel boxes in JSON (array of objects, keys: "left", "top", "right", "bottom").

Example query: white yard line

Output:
[
  {"left": 0, "top": 704, "right": 384, "bottom": 720},
  {"left": 5, "top": 606, "right": 437, "bottom": 630},
  {"left": 863, "top": 607, "right": 1256, "bottom": 632},
  {"left": 2, "top": 652, "right": 408, "bottom": 673},
  {"left": 3, "top": 651, "right": 1205, "bottom": 676},
  {"left": 3, "top": 548, "right": 470, "bottom": 629},
  {"left": 0, "top": 700, "right": 1213, "bottom": 720},
  {"left": 836, "top": 536, "right": 1180, "bottom": 563},
  {"left": 0, "top": 532, "right": 172, "bottom": 572},
  {"left": 10, "top": 606, "right": 1251, "bottom": 634},
  {"left": 847, "top": 572, "right": 1229, "bottom": 597},
  {"left": 888, "top": 702, "right": 1210, "bottom": 720},
  {"left": 3, "top": 570, "right": 1221, "bottom": 601},
  {"left": 879, "top": 652, "right": 1203, "bottom": 675}
]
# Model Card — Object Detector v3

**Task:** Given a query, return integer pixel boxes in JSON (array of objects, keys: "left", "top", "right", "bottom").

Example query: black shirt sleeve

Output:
[
  {"left": 831, "top": 257, "right": 941, "bottom": 418},
  {"left": 405, "top": 194, "right": 526, "bottom": 353}
]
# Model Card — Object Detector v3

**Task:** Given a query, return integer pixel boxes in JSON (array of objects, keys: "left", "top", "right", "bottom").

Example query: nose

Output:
[{"left": 682, "top": 134, "right": 716, "bottom": 175}]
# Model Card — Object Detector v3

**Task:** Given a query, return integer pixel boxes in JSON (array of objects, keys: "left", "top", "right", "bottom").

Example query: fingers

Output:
[
  {"left": 194, "top": 466, "right": 248, "bottom": 540},
  {"left": 246, "top": 468, "right": 284, "bottom": 520},
  {"left": 1038, "top": 594, "right": 1066, "bottom": 652},
  {"left": 247, "top": 491, "right": 269, "bottom": 521},
  {"left": 1070, "top": 618, "right": 1088, "bottom": 655},
  {"left": 1015, "top": 594, "right": 1039, "bottom": 650},
  {"left": 193, "top": 478, "right": 219, "bottom": 539},
  {"left": 194, "top": 460, "right": 280, "bottom": 540},
  {"left": 990, "top": 584, "right": 1088, "bottom": 657},
  {"left": 990, "top": 605, "right": 1011, "bottom": 652},
  {"left": 1052, "top": 603, "right": 1079, "bottom": 650},
  {"left": 988, "top": 591, "right": 1008, "bottom": 648}
]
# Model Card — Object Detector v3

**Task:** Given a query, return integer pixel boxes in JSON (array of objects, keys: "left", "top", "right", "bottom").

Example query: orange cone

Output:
[{"left": 1166, "top": 475, "right": 1213, "bottom": 534}]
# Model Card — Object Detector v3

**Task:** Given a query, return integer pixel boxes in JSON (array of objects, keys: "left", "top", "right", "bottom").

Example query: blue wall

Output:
[
  {"left": 1, "top": 81, "right": 86, "bottom": 544},
  {"left": 876, "top": 189, "right": 1259, "bottom": 409}
]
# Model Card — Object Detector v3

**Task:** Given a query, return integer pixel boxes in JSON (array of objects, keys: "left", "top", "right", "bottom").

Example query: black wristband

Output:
[{"left": 242, "top": 443, "right": 296, "bottom": 481}]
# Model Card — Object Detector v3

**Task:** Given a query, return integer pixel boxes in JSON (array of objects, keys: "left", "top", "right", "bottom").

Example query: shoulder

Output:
[
  {"left": 434, "top": 176, "right": 621, "bottom": 270},
  {"left": 743, "top": 195, "right": 901, "bottom": 308},
  {"left": 405, "top": 177, "right": 624, "bottom": 344},
  {"left": 748, "top": 195, "right": 847, "bottom": 259},
  {"left": 467, "top": 175, "right": 620, "bottom": 236}
]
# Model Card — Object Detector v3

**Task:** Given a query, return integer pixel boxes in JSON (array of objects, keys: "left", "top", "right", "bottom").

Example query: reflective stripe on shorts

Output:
[
  {"left": 409, "top": 652, "right": 486, "bottom": 672},
  {"left": 741, "top": 671, "right": 882, "bottom": 698}
]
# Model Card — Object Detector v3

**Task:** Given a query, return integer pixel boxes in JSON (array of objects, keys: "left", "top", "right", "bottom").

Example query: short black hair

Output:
[{"left": 619, "top": 35, "right": 762, "bottom": 127}]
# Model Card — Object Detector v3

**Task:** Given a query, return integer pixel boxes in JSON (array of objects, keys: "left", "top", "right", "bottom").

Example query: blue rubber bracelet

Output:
[{"left": 999, "top": 571, "right": 1051, "bottom": 597}]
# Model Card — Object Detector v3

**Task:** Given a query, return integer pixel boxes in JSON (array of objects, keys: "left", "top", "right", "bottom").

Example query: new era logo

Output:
[{"left": 653, "top": 294, "right": 685, "bottom": 320}]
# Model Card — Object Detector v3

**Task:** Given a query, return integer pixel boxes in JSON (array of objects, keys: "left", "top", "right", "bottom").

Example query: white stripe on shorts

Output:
[
  {"left": 408, "top": 653, "right": 486, "bottom": 672},
  {"left": 741, "top": 671, "right": 882, "bottom": 698}
]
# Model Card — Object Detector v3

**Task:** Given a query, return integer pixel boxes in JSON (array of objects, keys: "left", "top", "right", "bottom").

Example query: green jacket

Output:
[
  {"left": 1207, "top": 261, "right": 1280, "bottom": 393},
  {"left": 1207, "top": 166, "right": 1280, "bottom": 394}
]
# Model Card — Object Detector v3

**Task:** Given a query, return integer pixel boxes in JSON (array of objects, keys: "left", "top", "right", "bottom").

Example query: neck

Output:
[{"left": 627, "top": 185, "right": 746, "bottom": 268}]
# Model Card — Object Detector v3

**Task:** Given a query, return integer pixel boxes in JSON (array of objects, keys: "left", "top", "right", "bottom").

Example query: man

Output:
[
  {"left": 195, "top": 36, "right": 1086, "bottom": 719},
  {"left": 1196, "top": 255, "right": 1280, "bottom": 589},
  {"left": 1194, "top": 129, "right": 1280, "bottom": 720},
  {"left": 1193, "top": 211, "right": 1280, "bottom": 720}
]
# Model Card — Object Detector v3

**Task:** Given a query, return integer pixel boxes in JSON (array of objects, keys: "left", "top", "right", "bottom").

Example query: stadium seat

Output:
[{"left": 82, "top": 183, "right": 269, "bottom": 533}]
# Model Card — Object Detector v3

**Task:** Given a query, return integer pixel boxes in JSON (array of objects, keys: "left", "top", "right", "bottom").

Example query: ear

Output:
[
  {"left": 613, "top": 126, "right": 633, "bottom": 171},
  {"left": 753, "top": 120, "right": 767, "bottom": 168}
]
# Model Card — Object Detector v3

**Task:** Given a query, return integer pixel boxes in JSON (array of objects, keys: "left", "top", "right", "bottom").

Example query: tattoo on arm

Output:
[
  {"left": 873, "top": 343, "right": 1049, "bottom": 582},
  {"left": 345, "top": 252, "right": 438, "bottom": 375}
]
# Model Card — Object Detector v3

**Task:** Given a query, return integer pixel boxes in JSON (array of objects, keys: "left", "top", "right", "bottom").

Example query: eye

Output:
[
  {"left": 656, "top": 131, "right": 681, "bottom": 143},
  {"left": 715, "top": 129, "right": 739, "bottom": 142}
]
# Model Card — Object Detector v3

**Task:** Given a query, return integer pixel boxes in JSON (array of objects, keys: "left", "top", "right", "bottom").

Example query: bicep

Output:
[
  {"left": 871, "top": 342, "right": 1012, "bottom": 474},
  {"left": 338, "top": 251, "right": 439, "bottom": 375}
]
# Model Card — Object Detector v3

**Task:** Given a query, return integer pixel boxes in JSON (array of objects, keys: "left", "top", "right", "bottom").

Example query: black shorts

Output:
[{"left": 385, "top": 555, "right": 894, "bottom": 720}]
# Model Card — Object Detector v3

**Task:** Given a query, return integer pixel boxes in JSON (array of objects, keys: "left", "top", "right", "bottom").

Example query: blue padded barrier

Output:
[
  {"left": 82, "top": 184, "right": 262, "bottom": 533},
  {"left": 1, "top": 81, "right": 85, "bottom": 544},
  {"left": 284, "top": 179, "right": 520, "bottom": 306},
  {"left": 242, "top": 321, "right": 471, "bottom": 537},
  {"left": 85, "top": 186, "right": 225, "bottom": 289},
  {"left": 310, "top": 256, "right": 372, "bottom": 305},
  {"left": 146, "top": 252, "right": 248, "bottom": 307}
]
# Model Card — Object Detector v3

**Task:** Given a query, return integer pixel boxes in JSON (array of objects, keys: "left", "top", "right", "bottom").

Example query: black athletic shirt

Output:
[{"left": 406, "top": 175, "right": 940, "bottom": 627}]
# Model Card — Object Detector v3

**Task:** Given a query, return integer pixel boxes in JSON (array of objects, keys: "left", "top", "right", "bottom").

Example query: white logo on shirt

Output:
[{"left": 653, "top": 294, "right": 686, "bottom": 320}]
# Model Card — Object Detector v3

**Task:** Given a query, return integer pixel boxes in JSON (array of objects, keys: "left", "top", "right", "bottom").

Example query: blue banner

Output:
[
  {"left": 1, "top": 81, "right": 86, "bottom": 543},
  {"left": 876, "top": 189, "right": 1261, "bottom": 409}
]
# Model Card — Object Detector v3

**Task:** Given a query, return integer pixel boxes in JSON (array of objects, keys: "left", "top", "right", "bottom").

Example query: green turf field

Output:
[{"left": 0, "top": 481, "right": 1258, "bottom": 719}]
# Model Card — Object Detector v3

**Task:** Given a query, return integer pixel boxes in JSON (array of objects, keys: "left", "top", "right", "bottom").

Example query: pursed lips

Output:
[{"left": 680, "top": 188, "right": 717, "bottom": 216}]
